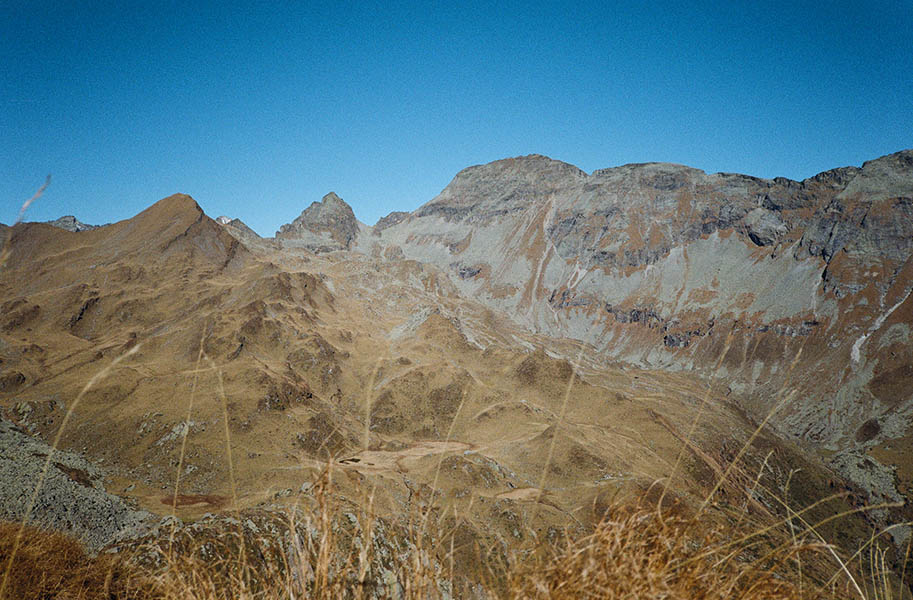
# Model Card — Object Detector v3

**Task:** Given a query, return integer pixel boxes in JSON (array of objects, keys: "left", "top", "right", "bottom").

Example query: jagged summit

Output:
[
  {"left": 276, "top": 191, "right": 359, "bottom": 252},
  {"left": 216, "top": 216, "right": 260, "bottom": 240},
  {"left": 44, "top": 215, "right": 100, "bottom": 232},
  {"left": 320, "top": 191, "right": 348, "bottom": 207}
]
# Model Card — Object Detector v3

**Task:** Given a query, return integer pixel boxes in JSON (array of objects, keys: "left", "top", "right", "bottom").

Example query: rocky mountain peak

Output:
[
  {"left": 590, "top": 162, "right": 708, "bottom": 191},
  {"left": 216, "top": 216, "right": 260, "bottom": 240},
  {"left": 44, "top": 215, "right": 100, "bottom": 232},
  {"left": 276, "top": 192, "right": 359, "bottom": 252},
  {"left": 838, "top": 149, "right": 913, "bottom": 202},
  {"left": 320, "top": 191, "right": 348, "bottom": 207},
  {"left": 135, "top": 193, "right": 204, "bottom": 223},
  {"left": 415, "top": 155, "right": 586, "bottom": 223},
  {"left": 860, "top": 148, "right": 913, "bottom": 173},
  {"left": 451, "top": 154, "right": 587, "bottom": 186}
]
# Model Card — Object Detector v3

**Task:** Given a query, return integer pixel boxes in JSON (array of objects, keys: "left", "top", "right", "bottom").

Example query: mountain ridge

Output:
[
  {"left": 3, "top": 149, "right": 911, "bottom": 576},
  {"left": 34, "top": 150, "right": 911, "bottom": 245},
  {"left": 258, "top": 148, "right": 912, "bottom": 547}
]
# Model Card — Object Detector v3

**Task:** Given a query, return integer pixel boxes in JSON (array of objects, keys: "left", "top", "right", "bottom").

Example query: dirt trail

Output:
[
  {"left": 337, "top": 440, "right": 473, "bottom": 474},
  {"left": 495, "top": 487, "right": 542, "bottom": 501}
]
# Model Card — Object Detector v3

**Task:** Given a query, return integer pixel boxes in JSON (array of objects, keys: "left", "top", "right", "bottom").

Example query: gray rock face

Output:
[
  {"left": 742, "top": 207, "right": 788, "bottom": 246},
  {"left": 216, "top": 216, "right": 261, "bottom": 240},
  {"left": 415, "top": 155, "right": 587, "bottom": 223},
  {"left": 373, "top": 211, "right": 409, "bottom": 234},
  {"left": 45, "top": 215, "right": 99, "bottom": 232},
  {"left": 276, "top": 192, "right": 359, "bottom": 252},
  {"left": 0, "top": 416, "right": 153, "bottom": 552},
  {"left": 379, "top": 150, "right": 913, "bottom": 309},
  {"left": 360, "top": 149, "right": 913, "bottom": 550},
  {"left": 371, "top": 149, "right": 913, "bottom": 448}
]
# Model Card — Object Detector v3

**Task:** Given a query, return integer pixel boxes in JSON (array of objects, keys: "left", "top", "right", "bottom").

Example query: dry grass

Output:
[
  {"left": 0, "top": 329, "right": 909, "bottom": 599},
  {"left": 2, "top": 185, "right": 910, "bottom": 599},
  {"left": 509, "top": 507, "right": 804, "bottom": 600},
  {"left": 0, "top": 521, "right": 157, "bottom": 600},
  {"left": 2, "top": 477, "right": 909, "bottom": 599},
  {"left": 0, "top": 466, "right": 448, "bottom": 600}
]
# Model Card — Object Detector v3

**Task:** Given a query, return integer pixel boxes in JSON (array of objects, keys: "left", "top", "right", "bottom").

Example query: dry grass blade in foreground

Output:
[
  {"left": 4, "top": 465, "right": 909, "bottom": 600},
  {"left": 0, "top": 522, "right": 155, "bottom": 600},
  {"left": 0, "top": 176, "right": 50, "bottom": 272},
  {"left": 510, "top": 506, "right": 834, "bottom": 600}
]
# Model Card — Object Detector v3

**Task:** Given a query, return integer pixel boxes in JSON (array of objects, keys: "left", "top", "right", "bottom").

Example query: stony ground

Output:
[{"left": 0, "top": 415, "right": 153, "bottom": 552}]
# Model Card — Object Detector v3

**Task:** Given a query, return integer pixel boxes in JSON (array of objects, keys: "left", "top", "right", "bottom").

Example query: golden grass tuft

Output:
[
  {"left": 0, "top": 521, "right": 157, "bottom": 600},
  {"left": 4, "top": 483, "right": 908, "bottom": 599},
  {"left": 509, "top": 506, "right": 812, "bottom": 600}
]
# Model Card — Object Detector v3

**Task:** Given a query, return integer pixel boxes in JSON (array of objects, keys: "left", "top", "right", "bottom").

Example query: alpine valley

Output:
[{"left": 2, "top": 149, "right": 912, "bottom": 595}]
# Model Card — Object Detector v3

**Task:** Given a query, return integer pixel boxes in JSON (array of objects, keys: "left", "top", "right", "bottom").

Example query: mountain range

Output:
[{"left": 2, "top": 149, "right": 911, "bottom": 591}]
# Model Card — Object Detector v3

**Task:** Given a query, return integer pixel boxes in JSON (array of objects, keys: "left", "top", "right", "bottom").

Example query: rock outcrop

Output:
[
  {"left": 276, "top": 192, "right": 359, "bottom": 252},
  {"left": 0, "top": 416, "right": 153, "bottom": 552},
  {"left": 373, "top": 210, "right": 410, "bottom": 234},
  {"left": 216, "top": 215, "right": 261, "bottom": 240},
  {"left": 45, "top": 215, "right": 100, "bottom": 232}
]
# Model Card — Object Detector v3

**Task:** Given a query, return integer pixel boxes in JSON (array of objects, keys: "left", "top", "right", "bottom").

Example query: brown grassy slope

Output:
[
  {"left": 1, "top": 194, "right": 907, "bottom": 596},
  {"left": 0, "top": 195, "right": 341, "bottom": 511},
  {"left": 0, "top": 521, "right": 157, "bottom": 600}
]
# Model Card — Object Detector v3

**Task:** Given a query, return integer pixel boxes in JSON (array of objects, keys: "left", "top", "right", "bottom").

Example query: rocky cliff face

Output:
[
  {"left": 373, "top": 210, "right": 409, "bottom": 234},
  {"left": 372, "top": 154, "right": 903, "bottom": 327},
  {"left": 373, "top": 149, "right": 911, "bottom": 363},
  {"left": 360, "top": 150, "right": 913, "bottom": 540},
  {"left": 276, "top": 192, "right": 359, "bottom": 252}
]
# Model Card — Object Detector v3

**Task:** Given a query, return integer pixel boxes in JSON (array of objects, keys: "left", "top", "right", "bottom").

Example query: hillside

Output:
[
  {"left": 1, "top": 152, "right": 912, "bottom": 596},
  {"left": 362, "top": 150, "right": 913, "bottom": 546}
]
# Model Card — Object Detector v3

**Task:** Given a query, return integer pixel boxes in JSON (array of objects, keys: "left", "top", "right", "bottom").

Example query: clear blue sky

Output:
[{"left": 2, "top": 1, "right": 911, "bottom": 235}]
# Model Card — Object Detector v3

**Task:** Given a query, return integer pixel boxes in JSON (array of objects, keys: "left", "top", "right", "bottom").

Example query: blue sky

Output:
[{"left": 2, "top": 1, "right": 911, "bottom": 235}]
